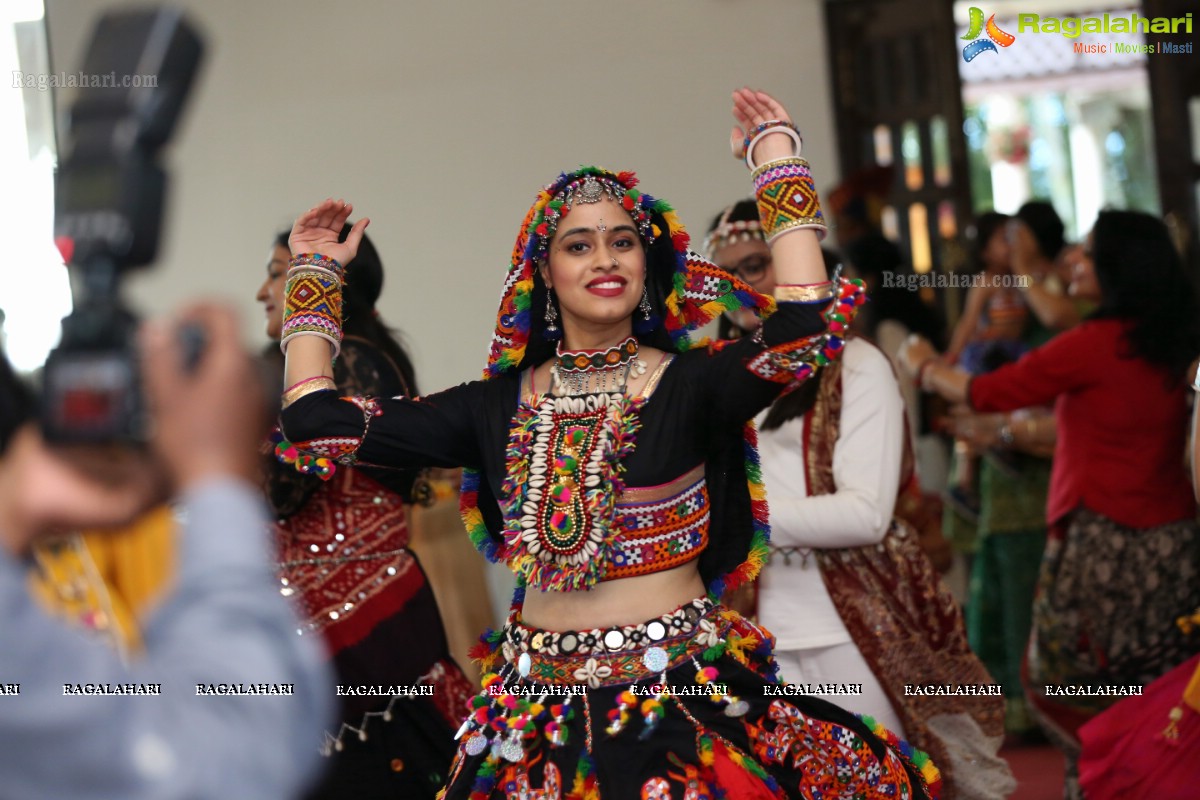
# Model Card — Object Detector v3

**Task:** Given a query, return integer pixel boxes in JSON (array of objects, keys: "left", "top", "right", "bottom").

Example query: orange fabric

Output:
[{"left": 29, "top": 505, "right": 175, "bottom": 654}]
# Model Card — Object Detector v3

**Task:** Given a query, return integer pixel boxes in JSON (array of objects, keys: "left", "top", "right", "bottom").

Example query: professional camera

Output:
[{"left": 41, "top": 8, "right": 203, "bottom": 444}]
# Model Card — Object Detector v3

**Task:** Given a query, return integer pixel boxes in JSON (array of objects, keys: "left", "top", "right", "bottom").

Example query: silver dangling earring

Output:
[
  {"left": 639, "top": 286, "right": 652, "bottom": 321},
  {"left": 544, "top": 290, "right": 561, "bottom": 339}
]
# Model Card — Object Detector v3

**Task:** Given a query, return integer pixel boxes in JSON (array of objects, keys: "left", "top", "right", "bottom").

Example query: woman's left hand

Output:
[{"left": 731, "top": 88, "right": 797, "bottom": 166}]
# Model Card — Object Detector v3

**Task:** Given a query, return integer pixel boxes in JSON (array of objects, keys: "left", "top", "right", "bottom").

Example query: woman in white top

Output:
[
  {"left": 708, "top": 200, "right": 1013, "bottom": 799},
  {"left": 756, "top": 336, "right": 907, "bottom": 724}
]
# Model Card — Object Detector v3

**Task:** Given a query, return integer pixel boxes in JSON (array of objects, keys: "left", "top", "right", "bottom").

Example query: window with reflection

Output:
[{"left": 2, "top": 0, "right": 70, "bottom": 374}]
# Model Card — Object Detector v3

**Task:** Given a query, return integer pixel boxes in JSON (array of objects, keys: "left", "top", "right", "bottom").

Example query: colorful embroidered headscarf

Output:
[
  {"left": 483, "top": 166, "right": 775, "bottom": 378},
  {"left": 465, "top": 166, "right": 778, "bottom": 600}
]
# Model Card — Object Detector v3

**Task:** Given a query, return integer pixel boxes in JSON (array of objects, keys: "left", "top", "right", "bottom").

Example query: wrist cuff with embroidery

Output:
[
  {"left": 753, "top": 157, "right": 828, "bottom": 243},
  {"left": 281, "top": 253, "right": 345, "bottom": 357}
]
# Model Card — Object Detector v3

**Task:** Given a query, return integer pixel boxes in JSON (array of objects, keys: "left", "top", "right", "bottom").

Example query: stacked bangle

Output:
[
  {"left": 774, "top": 282, "right": 835, "bottom": 303},
  {"left": 742, "top": 120, "right": 804, "bottom": 171},
  {"left": 737, "top": 120, "right": 785, "bottom": 157},
  {"left": 282, "top": 375, "right": 338, "bottom": 409},
  {"left": 753, "top": 157, "right": 827, "bottom": 243},
  {"left": 752, "top": 157, "right": 812, "bottom": 190},
  {"left": 281, "top": 253, "right": 345, "bottom": 357}
]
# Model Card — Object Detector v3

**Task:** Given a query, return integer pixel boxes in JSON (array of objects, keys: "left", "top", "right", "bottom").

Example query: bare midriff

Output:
[{"left": 518, "top": 563, "right": 706, "bottom": 631}]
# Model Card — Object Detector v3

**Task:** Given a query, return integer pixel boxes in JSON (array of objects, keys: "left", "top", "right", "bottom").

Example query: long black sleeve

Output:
[{"left": 279, "top": 379, "right": 493, "bottom": 471}]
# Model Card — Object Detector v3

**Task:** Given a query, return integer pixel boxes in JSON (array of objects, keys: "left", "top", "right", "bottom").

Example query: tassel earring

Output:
[{"left": 544, "top": 290, "right": 561, "bottom": 340}]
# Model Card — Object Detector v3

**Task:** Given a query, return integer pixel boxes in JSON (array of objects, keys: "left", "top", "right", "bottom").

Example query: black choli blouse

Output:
[{"left": 280, "top": 304, "right": 826, "bottom": 589}]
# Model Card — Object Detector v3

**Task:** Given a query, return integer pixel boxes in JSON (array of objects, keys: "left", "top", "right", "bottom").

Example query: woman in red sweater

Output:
[{"left": 901, "top": 210, "right": 1200, "bottom": 794}]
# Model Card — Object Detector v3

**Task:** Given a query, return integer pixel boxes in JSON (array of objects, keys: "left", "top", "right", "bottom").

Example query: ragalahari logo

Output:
[{"left": 961, "top": 7, "right": 1016, "bottom": 61}]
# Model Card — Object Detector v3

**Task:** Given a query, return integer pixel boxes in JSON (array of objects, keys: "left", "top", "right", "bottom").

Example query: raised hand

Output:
[
  {"left": 288, "top": 198, "right": 369, "bottom": 267},
  {"left": 730, "top": 88, "right": 800, "bottom": 167}
]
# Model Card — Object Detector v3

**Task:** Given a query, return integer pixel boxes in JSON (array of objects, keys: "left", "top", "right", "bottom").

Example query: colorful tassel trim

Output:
[
  {"left": 468, "top": 754, "right": 501, "bottom": 800},
  {"left": 665, "top": 255, "right": 775, "bottom": 351},
  {"left": 711, "top": 738, "right": 783, "bottom": 799},
  {"left": 269, "top": 427, "right": 336, "bottom": 480},
  {"left": 469, "top": 626, "right": 506, "bottom": 671},
  {"left": 707, "top": 422, "right": 771, "bottom": 601},
  {"left": 566, "top": 751, "right": 600, "bottom": 800},
  {"left": 460, "top": 467, "right": 504, "bottom": 563},
  {"left": 862, "top": 714, "right": 944, "bottom": 799}
]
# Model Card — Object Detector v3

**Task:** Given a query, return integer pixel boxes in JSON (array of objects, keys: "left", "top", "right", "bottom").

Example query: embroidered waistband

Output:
[
  {"left": 505, "top": 597, "right": 714, "bottom": 657},
  {"left": 500, "top": 597, "right": 721, "bottom": 688}
]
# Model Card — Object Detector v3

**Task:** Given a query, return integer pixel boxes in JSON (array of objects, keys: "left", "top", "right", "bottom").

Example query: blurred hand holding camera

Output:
[
  {"left": 0, "top": 304, "right": 266, "bottom": 556},
  {"left": 0, "top": 428, "right": 163, "bottom": 555},
  {"left": 141, "top": 303, "right": 267, "bottom": 492}
]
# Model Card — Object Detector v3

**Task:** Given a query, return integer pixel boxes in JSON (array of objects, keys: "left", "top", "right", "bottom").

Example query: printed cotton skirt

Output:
[{"left": 439, "top": 597, "right": 940, "bottom": 799}]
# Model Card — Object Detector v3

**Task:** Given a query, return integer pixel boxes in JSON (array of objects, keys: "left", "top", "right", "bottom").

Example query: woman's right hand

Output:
[
  {"left": 288, "top": 198, "right": 369, "bottom": 267},
  {"left": 730, "top": 88, "right": 798, "bottom": 167}
]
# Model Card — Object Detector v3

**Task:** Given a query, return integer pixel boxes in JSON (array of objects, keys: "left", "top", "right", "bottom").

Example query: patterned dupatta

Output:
[{"left": 803, "top": 349, "right": 1009, "bottom": 796}]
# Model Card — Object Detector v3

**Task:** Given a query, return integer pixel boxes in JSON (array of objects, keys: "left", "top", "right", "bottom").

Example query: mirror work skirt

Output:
[{"left": 439, "top": 596, "right": 940, "bottom": 799}]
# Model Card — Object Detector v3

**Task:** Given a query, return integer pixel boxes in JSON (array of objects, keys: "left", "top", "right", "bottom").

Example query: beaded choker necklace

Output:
[{"left": 550, "top": 336, "right": 647, "bottom": 397}]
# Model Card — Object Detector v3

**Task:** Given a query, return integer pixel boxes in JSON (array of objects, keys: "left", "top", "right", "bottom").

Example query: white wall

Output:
[{"left": 45, "top": 0, "right": 839, "bottom": 392}]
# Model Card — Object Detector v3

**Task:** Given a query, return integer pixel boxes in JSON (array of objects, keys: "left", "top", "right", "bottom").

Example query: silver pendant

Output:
[
  {"left": 500, "top": 735, "right": 525, "bottom": 763},
  {"left": 724, "top": 699, "right": 750, "bottom": 718},
  {"left": 464, "top": 733, "right": 488, "bottom": 756},
  {"left": 643, "top": 646, "right": 668, "bottom": 673}
]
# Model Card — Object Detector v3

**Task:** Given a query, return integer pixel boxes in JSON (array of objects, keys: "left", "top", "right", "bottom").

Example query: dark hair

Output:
[
  {"left": 0, "top": 350, "right": 34, "bottom": 455},
  {"left": 843, "top": 232, "right": 945, "bottom": 349},
  {"left": 1016, "top": 201, "right": 1065, "bottom": 261},
  {"left": 707, "top": 198, "right": 758, "bottom": 233},
  {"left": 1089, "top": 210, "right": 1200, "bottom": 382},
  {"left": 274, "top": 227, "right": 418, "bottom": 394},
  {"left": 970, "top": 212, "right": 1010, "bottom": 272}
]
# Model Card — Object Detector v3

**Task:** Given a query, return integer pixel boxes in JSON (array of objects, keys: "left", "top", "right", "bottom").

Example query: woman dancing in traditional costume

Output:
[
  {"left": 258, "top": 227, "right": 475, "bottom": 798},
  {"left": 276, "top": 89, "right": 939, "bottom": 799}
]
